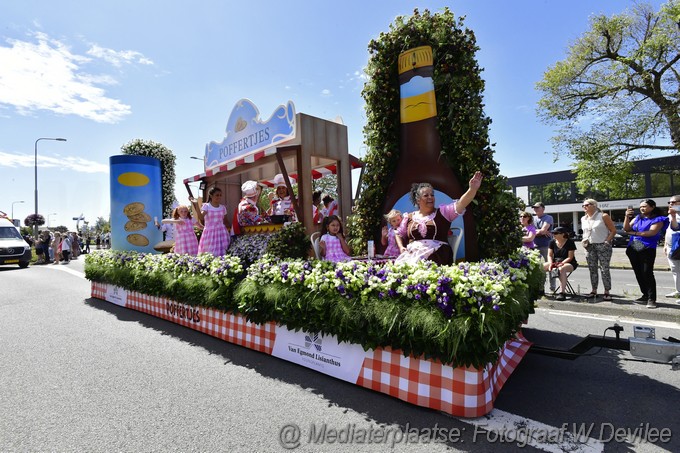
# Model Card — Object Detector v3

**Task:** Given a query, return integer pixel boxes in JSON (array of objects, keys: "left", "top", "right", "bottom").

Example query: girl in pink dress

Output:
[
  {"left": 191, "top": 187, "right": 230, "bottom": 256},
  {"left": 319, "top": 215, "right": 351, "bottom": 263},
  {"left": 381, "top": 209, "right": 403, "bottom": 257},
  {"left": 162, "top": 205, "right": 201, "bottom": 255}
]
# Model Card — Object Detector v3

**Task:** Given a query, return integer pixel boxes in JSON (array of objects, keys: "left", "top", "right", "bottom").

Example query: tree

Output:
[
  {"left": 537, "top": 1, "right": 680, "bottom": 194},
  {"left": 94, "top": 216, "right": 111, "bottom": 234},
  {"left": 120, "top": 139, "right": 177, "bottom": 218}
]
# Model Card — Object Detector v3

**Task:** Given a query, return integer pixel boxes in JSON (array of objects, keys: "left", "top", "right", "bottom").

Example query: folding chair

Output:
[
  {"left": 310, "top": 232, "right": 321, "bottom": 259},
  {"left": 550, "top": 270, "right": 577, "bottom": 299},
  {"left": 447, "top": 227, "right": 464, "bottom": 262}
]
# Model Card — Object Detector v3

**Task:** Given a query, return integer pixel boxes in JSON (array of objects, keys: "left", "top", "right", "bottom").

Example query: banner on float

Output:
[
  {"left": 272, "top": 326, "right": 366, "bottom": 383},
  {"left": 104, "top": 285, "right": 128, "bottom": 307},
  {"left": 204, "top": 99, "right": 296, "bottom": 169}
]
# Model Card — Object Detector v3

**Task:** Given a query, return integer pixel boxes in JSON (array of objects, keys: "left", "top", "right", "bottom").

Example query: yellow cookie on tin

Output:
[
  {"left": 127, "top": 212, "right": 152, "bottom": 222},
  {"left": 127, "top": 233, "right": 149, "bottom": 247},
  {"left": 123, "top": 202, "right": 145, "bottom": 217},
  {"left": 124, "top": 220, "right": 147, "bottom": 232}
]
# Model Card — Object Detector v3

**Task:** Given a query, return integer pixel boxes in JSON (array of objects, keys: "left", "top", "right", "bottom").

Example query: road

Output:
[{"left": 1, "top": 258, "right": 678, "bottom": 452}]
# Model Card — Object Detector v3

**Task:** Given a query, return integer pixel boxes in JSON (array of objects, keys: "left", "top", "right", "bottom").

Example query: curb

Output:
[{"left": 537, "top": 296, "right": 680, "bottom": 324}]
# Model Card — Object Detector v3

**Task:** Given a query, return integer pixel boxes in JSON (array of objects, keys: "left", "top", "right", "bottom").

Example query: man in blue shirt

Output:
[{"left": 532, "top": 202, "right": 555, "bottom": 292}]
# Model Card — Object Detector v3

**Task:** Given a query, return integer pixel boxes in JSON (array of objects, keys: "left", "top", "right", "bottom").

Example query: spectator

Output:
[
  {"left": 520, "top": 211, "right": 536, "bottom": 249},
  {"left": 624, "top": 199, "right": 667, "bottom": 309},
  {"left": 51, "top": 232, "right": 62, "bottom": 265},
  {"left": 61, "top": 232, "right": 72, "bottom": 264},
  {"left": 580, "top": 199, "right": 617, "bottom": 301},
  {"left": 532, "top": 202, "right": 555, "bottom": 292},
  {"left": 543, "top": 226, "right": 578, "bottom": 301},
  {"left": 664, "top": 195, "right": 680, "bottom": 304}
]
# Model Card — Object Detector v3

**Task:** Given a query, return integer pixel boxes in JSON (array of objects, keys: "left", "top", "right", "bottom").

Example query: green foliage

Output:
[
  {"left": 537, "top": 1, "right": 680, "bottom": 191},
  {"left": 121, "top": 139, "right": 177, "bottom": 218},
  {"left": 347, "top": 8, "right": 522, "bottom": 259},
  {"left": 265, "top": 222, "right": 310, "bottom": 260}
]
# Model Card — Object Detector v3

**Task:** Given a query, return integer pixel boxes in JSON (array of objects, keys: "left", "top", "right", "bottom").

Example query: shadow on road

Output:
[{"left": 84, "top": 297, "right": 679, "bottom": 451}]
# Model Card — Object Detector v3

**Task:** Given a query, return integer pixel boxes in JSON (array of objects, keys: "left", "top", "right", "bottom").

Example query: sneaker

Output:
[
  {"left": 646, "top": 301, "right": 657, "bottom": 309},
  {"left": 633, "top": 297, "right": 647, "bottom": 305},
  {"left": 556, "top": 293, "right": 567, "bottom": 301},
  {"left": 665, "top": 291, "right": 680, "bottom": 298}
]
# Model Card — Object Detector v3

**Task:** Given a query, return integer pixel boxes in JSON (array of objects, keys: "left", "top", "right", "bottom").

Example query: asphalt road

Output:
[{"left": 1, "top": 258, "right": 678, "bottom": 452}]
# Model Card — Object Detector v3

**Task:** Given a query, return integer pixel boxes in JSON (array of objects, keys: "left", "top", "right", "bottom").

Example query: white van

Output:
[{"left": 0, "top": 217, "right": 32, "bottom": 268}]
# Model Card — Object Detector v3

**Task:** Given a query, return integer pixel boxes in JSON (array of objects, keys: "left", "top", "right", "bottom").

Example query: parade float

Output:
[{"left": 86, "top": 8, "right": 542, "bottom": 418}]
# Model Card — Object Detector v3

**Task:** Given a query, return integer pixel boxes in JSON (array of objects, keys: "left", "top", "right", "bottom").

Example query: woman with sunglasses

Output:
[
  {"left": 520, "top": 211, "right": 536, "bottom": 248},
  {"left": 624, "top": 199, "right": 667, "bottom": 308},
  {"left": 580, "top": 199, "right": 617, "bottom": 300},
  {"left": 543, "top": 226, "right": 578, "bottom": 300}
]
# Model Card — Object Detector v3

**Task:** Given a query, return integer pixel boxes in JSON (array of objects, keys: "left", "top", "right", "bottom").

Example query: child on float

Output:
[
  {"left": 191, "top": 186, "right": 230, "bottom": 256},
  {"left": 319, "top": 215, "right": 351, "bottom": 262},
  {"left": 237, "top": 180, "right": 265, "bottom": 226},
  {"left": 381, "top": 209, "right": 403, "bottom": 257},
  {"left": 267, "top": 174, "right": 297, "bottom": 222},
  {"left": 162, "top": 204, "right": 202, "bottom": 255}
]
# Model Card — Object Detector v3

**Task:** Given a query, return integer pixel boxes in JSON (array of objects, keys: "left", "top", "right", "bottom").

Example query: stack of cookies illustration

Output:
[{"left": 123, "top": 202, "right": 151, "bottom": 247}]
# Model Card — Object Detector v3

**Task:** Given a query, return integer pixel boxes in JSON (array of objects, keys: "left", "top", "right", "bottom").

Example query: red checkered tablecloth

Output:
[{"left": 91, "top": 282, "right": 530, "bottom": 417}]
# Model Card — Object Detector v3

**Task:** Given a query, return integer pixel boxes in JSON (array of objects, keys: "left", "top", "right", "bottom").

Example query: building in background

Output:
[{"left": 507, "top": 156, "right": 680, "bottom": 233}]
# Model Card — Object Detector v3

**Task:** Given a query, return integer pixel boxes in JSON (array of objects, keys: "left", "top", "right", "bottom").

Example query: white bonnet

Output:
[
  {"left": 273, "top": 173, "right": 287, "bottom": 188},
  {"left": 241, "top": 180, "right": 258, "bottom": 197}
]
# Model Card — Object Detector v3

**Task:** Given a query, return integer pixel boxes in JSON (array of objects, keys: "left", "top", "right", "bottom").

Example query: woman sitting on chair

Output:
[{"left": 543, "top": 226, "right": 578, "bottom": 301}]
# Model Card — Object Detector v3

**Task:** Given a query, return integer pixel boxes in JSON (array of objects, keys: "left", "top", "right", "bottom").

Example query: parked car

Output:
[
  {"left": 612, "top": 222, "right": 629, "bottom": 247},
  {"left": 0, "top": 216, "right": 32, "bottom": 268}
]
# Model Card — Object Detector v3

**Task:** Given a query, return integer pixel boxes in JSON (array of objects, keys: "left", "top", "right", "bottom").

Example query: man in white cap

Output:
[
  {"left": 267, "top": 174, "right": 297, "bottom": 222},
  {"left": 237, "top": 180, "right": 264, "bottom": 226}
]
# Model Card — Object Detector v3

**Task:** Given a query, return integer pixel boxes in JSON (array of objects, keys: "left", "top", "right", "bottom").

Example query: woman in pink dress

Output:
[
  {"left": 162, "top": 205, "right": 201, "bottom": 255},
  {"left": 191, "top": 187, "right": 230, "bottom": 256}
]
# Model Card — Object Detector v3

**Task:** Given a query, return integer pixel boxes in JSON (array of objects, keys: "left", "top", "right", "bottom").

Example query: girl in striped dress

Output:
[
  {"left": 191, "top": 187, "right": 230, "bottom": 256},
  {"left": 319, "top": 215, "right": 351, "bottom": 263},
  {"left": 162, "top": 205, "right": 201, "bottom": 255}
]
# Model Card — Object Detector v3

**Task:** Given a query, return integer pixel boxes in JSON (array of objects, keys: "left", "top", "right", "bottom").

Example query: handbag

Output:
[{"left": 629, "top": 238, "right": 646, "bottom": 252}]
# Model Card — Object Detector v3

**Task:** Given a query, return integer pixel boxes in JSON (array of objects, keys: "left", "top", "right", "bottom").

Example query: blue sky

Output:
[{"left": 0, "top": 0, "right": 670, "bottom": 230}]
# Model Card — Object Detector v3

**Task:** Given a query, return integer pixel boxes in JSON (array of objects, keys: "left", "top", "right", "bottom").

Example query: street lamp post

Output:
[
  {"left": 11, "top": 200, "right": 24, "bottom": 221},
  {"left": 34, "top": 137, "right": 66, "bottom": 240}
]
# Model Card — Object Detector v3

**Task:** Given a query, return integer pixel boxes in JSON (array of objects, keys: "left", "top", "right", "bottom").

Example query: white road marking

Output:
[
  {"left": 460, "top": 409, "right": 603, "bottom": 452},
  {"left": 535, "top": 308, "right": 680, "bottom": 330},
  {"left": 41, "top": 264, "right": 85, "bottom": 279}
]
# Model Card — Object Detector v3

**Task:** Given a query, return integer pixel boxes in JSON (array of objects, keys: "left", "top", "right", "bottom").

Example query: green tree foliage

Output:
[
  {"left": 347, "top": 8, "right": 522, "bottom": 259},
  {"left": 120, "top": 139, "right": 177, "bottom": 218},
  {"left": 94, "top": 216, "right": 111, "bottom": 234},
  {"left": 537, "top": 1, "right": 680, "bottom": 193}
]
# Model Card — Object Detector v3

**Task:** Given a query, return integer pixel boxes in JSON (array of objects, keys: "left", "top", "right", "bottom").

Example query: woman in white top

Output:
[
  {"left": 663, "top": 195, "right": 680, "bottom": 302},
  {"left": 580, "top": 198, "right": 617, "bottom": 300}
]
